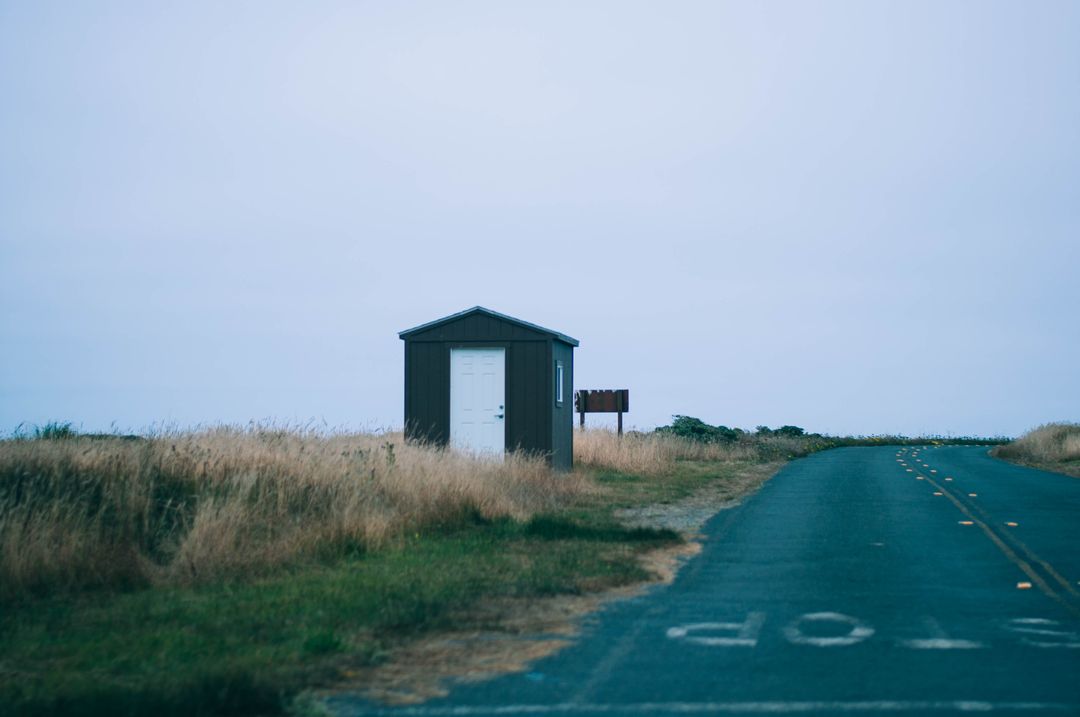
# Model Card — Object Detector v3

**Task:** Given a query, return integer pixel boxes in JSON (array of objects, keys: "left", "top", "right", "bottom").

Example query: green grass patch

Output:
[
  {"left": 589, "top": 459, "right": 769, "bottom": 509},
  {"left": 1, "top": 519, "right": 676, "bottom": 716}
]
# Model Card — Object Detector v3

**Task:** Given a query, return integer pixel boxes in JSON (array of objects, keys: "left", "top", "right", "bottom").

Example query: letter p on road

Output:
[{"left": 666, "top": 613, "right": 766, "bottom": 647}]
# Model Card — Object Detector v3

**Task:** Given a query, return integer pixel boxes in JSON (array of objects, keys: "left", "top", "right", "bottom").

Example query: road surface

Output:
[{"left": 331, "top": 446, "right": 1080, "bottom": 716}]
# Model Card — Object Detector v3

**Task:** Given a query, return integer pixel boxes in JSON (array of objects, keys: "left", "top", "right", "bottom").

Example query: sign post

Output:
[{"left": 574, "top": 389, "right": 630, "bottom": 435}]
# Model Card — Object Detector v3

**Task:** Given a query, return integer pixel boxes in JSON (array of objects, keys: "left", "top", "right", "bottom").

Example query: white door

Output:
[{"left": 450, "top": 348, "right": 506, "bottom": 457}]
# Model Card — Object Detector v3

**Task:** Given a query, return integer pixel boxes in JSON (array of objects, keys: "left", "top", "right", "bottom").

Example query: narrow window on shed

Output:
[{"left": 555, "top": 361, "right": 564, "bottom": 406}]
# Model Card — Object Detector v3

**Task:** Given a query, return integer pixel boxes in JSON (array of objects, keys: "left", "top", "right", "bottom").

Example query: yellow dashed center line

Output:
[{"left": 907, "top": 465, "right": 1080, "bottom": 616}]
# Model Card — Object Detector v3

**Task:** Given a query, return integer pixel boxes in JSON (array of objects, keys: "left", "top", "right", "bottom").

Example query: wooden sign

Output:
[{"left": 575, "top": 389, "right": 629, "bottom": 434}]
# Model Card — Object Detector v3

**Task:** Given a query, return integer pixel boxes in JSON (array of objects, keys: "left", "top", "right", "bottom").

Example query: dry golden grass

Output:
[
  {"left": 0, "top": 428, "right": 590, "bottom": 600},
  {"left": 993, "top": 423, "right": 1080, "bottom": 476},
  {"left": 2, "top": 426, "right": 821, "bottom": 601},
  {"left": 572, "top": 428, "right": 810, "bottom": 477}
]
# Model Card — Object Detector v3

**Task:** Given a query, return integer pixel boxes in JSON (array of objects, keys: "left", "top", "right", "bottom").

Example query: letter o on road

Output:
[{"left": 784, "top": 612, "right": 875, "bottom": 647}]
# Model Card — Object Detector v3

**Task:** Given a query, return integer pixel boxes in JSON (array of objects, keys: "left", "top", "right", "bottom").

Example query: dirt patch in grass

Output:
[{"left": 616, "top": 461, "right": 783, "bottom": 536}]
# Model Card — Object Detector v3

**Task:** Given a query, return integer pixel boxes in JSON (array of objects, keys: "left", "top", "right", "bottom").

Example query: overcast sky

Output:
[{"left": 2, "top": 1, "right": 1078, "bottom": 438}]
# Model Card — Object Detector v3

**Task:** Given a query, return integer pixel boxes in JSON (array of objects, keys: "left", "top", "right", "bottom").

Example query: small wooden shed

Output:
[{"left": 399, "top": 306, "right": 578, "bottom": 471}]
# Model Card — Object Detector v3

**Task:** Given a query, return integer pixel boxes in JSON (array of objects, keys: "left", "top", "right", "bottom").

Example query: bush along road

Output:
[{"left": 329, "top": 445, "right": 1080, "bottom": 717}]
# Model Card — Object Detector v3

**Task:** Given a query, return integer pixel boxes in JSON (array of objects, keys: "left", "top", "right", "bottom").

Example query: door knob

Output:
[{"left": 495, "top": 414, "right": 504, "bottom": 419}]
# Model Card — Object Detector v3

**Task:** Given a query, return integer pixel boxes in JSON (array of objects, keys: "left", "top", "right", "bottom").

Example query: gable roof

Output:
[{"left": 399, "top": 306, "right": 579, "bottom": 346}]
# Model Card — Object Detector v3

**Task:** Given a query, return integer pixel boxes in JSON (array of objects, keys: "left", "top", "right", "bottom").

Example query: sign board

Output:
[
  {"left": 575, "top": 389, "right": 630, "bottom": 434},
  {"left": 575, "top": 390, "right": 629, "bottom": 413}
]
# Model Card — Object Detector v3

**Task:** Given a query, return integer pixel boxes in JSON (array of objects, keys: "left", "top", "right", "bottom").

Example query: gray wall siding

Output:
[
  {"left": 402, "top": 311, "right": 573, "bottom": 469},
  {"left": 505, "top": 340, "right": 550, "bottom": 457},
  {"left": 550, "top": 340, "right": 574, "bottom": 471},
  {"left": 406, "top": 313, "right": 547, "bottom": 343},
  {"left": 404, "top": 341, "right": 449, "bottom": 444}
]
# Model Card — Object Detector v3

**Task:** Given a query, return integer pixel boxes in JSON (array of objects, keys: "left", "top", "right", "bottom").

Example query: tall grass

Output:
[
  {"left": 572, "top": 428, "right": 818, "bottom": 476},
  {"left": 993, "top": 423, "right": 1080, "bottom": 465},
  {"left": 5, "top": 423, "right": 993, "bottom": 602},
  {"left": 0, "top": 428, "right": 587, "bottom": 601}
]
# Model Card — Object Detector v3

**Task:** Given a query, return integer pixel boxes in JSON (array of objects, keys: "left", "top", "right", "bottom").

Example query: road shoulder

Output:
[{"left": 316, "top": 460, "right": 785, "bottom": 710}]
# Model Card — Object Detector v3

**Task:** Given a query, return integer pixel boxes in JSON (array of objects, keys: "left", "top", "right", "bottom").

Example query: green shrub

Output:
[{"left": 656, "top": 416, "right": 742, "bottom": 443}]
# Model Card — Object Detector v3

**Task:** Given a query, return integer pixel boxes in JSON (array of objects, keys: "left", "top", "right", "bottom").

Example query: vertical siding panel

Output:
[
  {"left": 566, "top": 343, "right": 574, "bottom": 469},
  {"left": 411, "top": 346, "right": 422, "bottom": 438},
  {"left": 537, "top": 341, "right": 548, "bottom": 456},
  {"left": 520, "top": 343, "right": 531, "bottom": 453},
  {"left": 434, "top": 343, "right": 442, "bottom": 442},
  {"left": 405, "top": 342, "right": 449, "bottom": 445},
  {"left": 522, "top": 342, "right": 534, "bottom": 455},
  {"left": 416, "top": 345, "right": 426, "bottom": 439},
  {"left": 406, "top": 343, "right": 418, "bottom": 440},
  {"left": 416, "top": 343, "right": 427, "bottom": 440},
  {"left": 403, "top": 341, "right": 412, "bottom": 437},
  {"left": 504, "top": 343, "right": 511, "bottom": 451},
  {"left": 551, "top": 342, "right": 560, "bottom": 468},
  {"left": 512, "top": 344, "right": 526, "bottom": 453},
  {"left": 440, "top": 343, "right": 451, "bottom": 444},
  {"left": 542, "top": 340, "right": 553, "bottom": 456}
]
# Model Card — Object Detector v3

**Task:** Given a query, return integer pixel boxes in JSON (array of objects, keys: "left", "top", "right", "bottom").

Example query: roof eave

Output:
[{"left": 399, "top": 306, "right": 579, "bottom": 346}]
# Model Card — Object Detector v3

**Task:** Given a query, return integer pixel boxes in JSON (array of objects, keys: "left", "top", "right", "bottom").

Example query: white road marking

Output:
[
  {"left": 1005, "top": 618, "right": 1080, "bottom": 648},
  {"left": 900, "top": 618, "right": 985, "bottom": 650},
  {"left": 663, "top": 613, "right": 1080, "bottom": 650},
  {"left": 783, "top": 612, "right": 874, "bottom": 647},
  {"left": 902, "top": 638, "right": 985, "bottom": 649},
  {"left": 666, "top": 613, "right": 766, "bottom": 647},
  {"left": 353, "top": 701, "right": 1080, "bottom": 715}
]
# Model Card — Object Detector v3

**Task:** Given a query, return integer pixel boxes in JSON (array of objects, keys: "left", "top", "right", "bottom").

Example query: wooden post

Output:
[
  {"left": 577, "top": 391, "right": 586, "bottom": 428},
  {"left": 616, "top": 390, "right": 624, "bottom": 436}
]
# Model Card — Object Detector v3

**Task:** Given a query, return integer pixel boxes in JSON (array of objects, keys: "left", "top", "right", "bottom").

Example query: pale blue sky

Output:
[{"left": 2, "top": 1, "right": 1078, "bottom": 437}]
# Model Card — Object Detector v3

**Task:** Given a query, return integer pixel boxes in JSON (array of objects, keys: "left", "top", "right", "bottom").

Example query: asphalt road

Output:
[{"left": 332, "top": 446, "right": 1080, "bottom": 716}]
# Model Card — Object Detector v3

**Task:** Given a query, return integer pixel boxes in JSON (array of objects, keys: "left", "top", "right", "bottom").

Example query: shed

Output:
[{"left": 399, "top": 306, "right": 578, "bottom": 471}]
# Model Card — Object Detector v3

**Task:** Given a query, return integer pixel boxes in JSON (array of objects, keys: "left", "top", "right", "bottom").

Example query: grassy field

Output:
[
  {"left": 0, "top": 424, "right": 1004, "bottom": 716},
  {"left": 992, "top": 423, "right": 1080, "bottom": 478}
]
